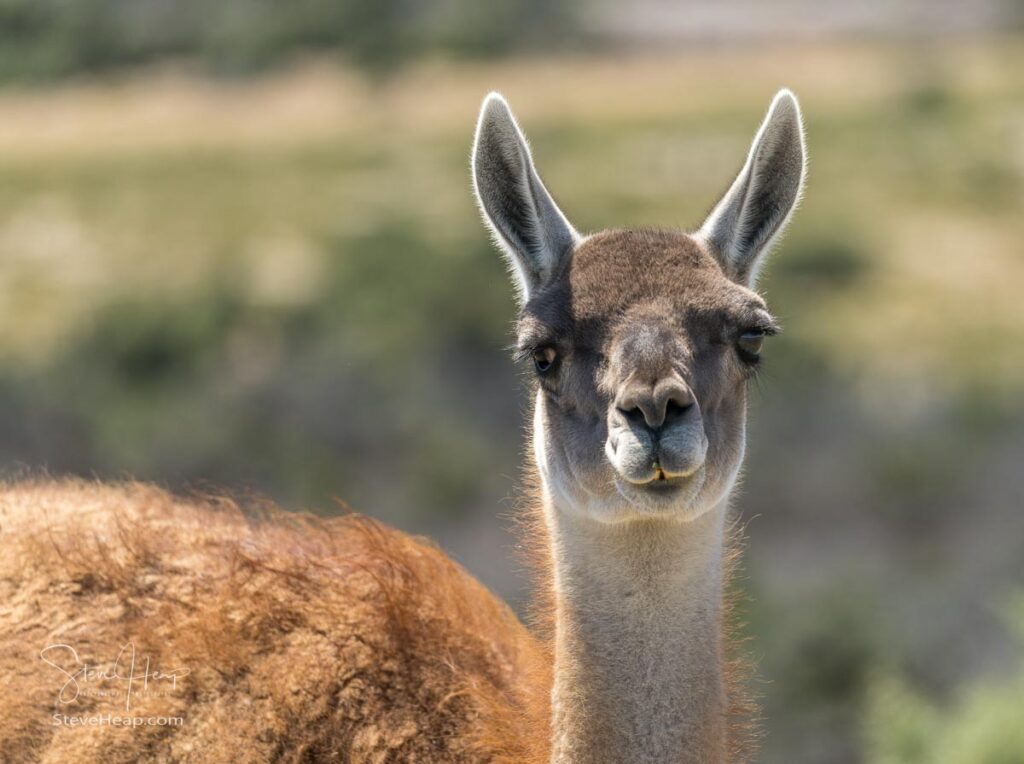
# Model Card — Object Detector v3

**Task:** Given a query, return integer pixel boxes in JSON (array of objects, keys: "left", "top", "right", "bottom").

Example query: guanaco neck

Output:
[{"left": 542, "top": 485, "right": 729, "bottom": 763}]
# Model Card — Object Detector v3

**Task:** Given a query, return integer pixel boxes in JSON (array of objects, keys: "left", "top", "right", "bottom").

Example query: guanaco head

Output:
[{"left": 472, "top": 91, "right": 806, "bottom": 523}]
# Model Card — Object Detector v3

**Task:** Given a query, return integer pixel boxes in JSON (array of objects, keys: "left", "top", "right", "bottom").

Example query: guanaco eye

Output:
[
  {"left": 533, "top": 346, "right": 557, "bottom": 374},
  {"left": 737, "top": 329, "right": 768, "bottom": 361}
]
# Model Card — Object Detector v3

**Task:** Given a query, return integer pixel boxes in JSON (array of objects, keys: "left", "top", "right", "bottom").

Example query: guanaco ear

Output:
[
  {"left": 698, "top": 89, "right": 806, "bottom": 287},
  {"left": 472, "top": 92, "right": 579, "bottom": 302}
]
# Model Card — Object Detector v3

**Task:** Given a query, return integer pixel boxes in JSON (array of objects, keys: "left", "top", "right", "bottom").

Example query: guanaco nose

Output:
[{"left": 615, "top": 376, "right": 696, "bottom": 432}]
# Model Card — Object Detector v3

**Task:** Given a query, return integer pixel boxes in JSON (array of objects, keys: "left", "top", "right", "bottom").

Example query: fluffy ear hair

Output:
[
  {"left": 472, "top": 92, "right": 579, "bottom": 302},
  {"left": 698, "top": 89, "right": 807, "bottom": 287}
]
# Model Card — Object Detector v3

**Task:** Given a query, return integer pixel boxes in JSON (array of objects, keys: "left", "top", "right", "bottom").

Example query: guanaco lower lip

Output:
[
  {"left": 628, "top": 460, "right": 703, "bottom": 486},
  {"left": 615, "top": 455, "right": 706, "bottom": 494},
  {"left": 614, "top": 466, "right": 707, "bottom": 509},
  {"left": 626, "top": 472, "right": 688, "bottom": 491}
]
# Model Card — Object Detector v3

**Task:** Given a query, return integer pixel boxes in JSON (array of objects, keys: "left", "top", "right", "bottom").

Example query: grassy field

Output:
[
  {"left": 0, "top": 37, "right": 1022, "bottom": 763},
  {"left": 1, "top": 39, "right": 1022, "bottom": 386}
]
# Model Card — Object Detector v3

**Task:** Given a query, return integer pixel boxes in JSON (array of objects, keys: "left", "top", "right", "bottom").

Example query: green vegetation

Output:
[
  {"left": 0, "top": 39, "right": 1021, "bottom": 763},
  {"left": 0, "top": 0, "right": 582, "bottom": 80},
  {"left": 867, "top": 598, "right": 1024, "bottom": 764}
]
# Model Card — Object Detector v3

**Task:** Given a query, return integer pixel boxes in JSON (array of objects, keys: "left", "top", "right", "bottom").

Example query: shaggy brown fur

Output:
[
  {"left": 0, "top": 479, "right": 551, "bottom": 763},
  {"left": 0, "top": 476, "right": 754, "bottom": 763}
]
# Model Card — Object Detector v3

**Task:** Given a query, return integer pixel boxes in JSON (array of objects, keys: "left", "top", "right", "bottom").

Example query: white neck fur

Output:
[{"left": 535, "top": 395, "right": 730, "bottom": 763}]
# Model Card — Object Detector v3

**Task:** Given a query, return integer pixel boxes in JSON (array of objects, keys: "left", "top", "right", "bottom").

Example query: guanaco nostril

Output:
[
  {"left": 664, "top": 398, "right": 694, "bottom": 424},
  {"left": 618, "top": 406, "right": 646, "bottom": 425}
]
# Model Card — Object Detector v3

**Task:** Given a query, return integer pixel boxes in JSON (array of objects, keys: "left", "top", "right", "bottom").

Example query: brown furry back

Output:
[{"left": 0, "top": 479, "right": 549, "bottom": 763}]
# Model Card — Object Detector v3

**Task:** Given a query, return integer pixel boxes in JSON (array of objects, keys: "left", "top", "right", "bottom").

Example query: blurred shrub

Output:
[
  {"left": 0, "top": 220, "right": 519, "bottom": 520},
  {"left": 437, "top": 0, "right": 582, "bottom": 58},
  {"left": 901, "top": 82, "right": 954, "bottom": 119},
  {"left": 66, "top": 286, "right": 242, "bottom": 390},
  {"left": 774, "top": 589, "right": 884, "bottom": 708},
  {"left": 0, "top": 0, "right": 583, "bottom": 81},
  {"left": 865, "top": 596, "right": 1024, "bottom": 764},
  {"left": 866, "top": 439, "right": 965, "bottom": 528},
  {"left": 768, "top": 226, "right": 872, "bottom": 295},
  {"left": 747, "top": 584, "right": 888, "bottom": 764}
]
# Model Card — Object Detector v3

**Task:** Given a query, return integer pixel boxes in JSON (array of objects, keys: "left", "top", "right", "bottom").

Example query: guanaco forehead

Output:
[{"left": 516, "top": 229, "right": 775, "bottom": 353}]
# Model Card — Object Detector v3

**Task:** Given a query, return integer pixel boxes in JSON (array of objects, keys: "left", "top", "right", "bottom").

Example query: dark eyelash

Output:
[
  {"left": 513, "top": 340, "right": 558, "bottom": 364},
  {"left": 742, "top": 324, "right": 779, "bottom": 338},
  {"left": 512, "top": 346, "right": 536, "bottom": 364}
]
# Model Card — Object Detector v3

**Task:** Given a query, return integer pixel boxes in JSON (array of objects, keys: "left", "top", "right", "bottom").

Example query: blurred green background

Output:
[{"left": 1, "top": 2, "right": 1022, "bottom": 762}]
